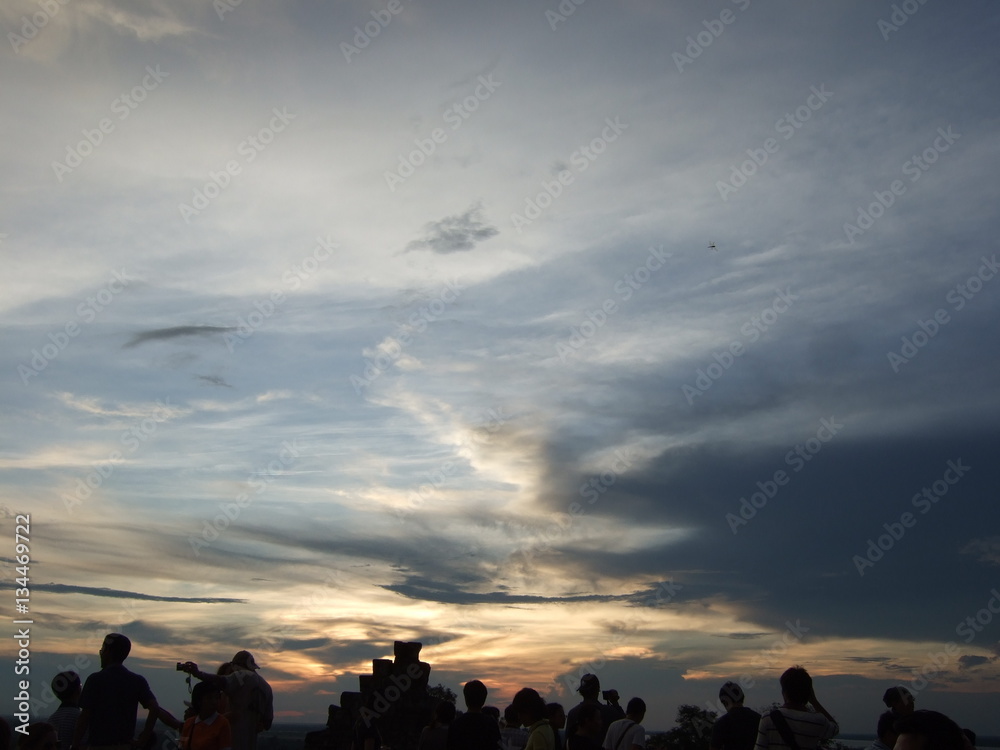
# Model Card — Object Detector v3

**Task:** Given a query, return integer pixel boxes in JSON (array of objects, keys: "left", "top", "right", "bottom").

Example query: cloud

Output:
[
  {"left": 28, "top": 583, "right": 247, "bottom": 604},
  {"left": 197, "top": 374, "right": 233, "bottom": 388},
  {"left": 78, "top": 0, "right": 200, "bottom": 41},
  {"left": 958, "top": 655, "right": 993, "bottom": 670},
  {"left": 124, "top": 326, "right": 235, "bottom": 348},
  {"left": 405, "top": 203, "right": 499, "bottom": 254},
  {"left": 382, "top": 575, "right": 650, "bottom": 606},
  {"left": 961, "top": 537, "right": 1000, "bottom": 566}
]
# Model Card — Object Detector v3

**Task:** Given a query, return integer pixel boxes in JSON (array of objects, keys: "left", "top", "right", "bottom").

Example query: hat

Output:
[
  {"left": 232, "top": 650, "right": 260, "bottom": 670},
  {"left": 577, "top": 673, "right": 599, "bottom": 693}
]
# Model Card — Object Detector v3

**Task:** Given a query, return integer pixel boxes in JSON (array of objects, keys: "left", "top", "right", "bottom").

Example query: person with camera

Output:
[
  {"left": 564, "top": 675, "right": 624, "bottom": 745},
  {"left": 177, "top": 651, "right": 272, "bottom": 750}
]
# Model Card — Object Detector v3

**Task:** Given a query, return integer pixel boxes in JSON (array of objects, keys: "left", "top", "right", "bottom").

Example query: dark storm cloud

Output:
[
  {"left": 842, "top": 656, "right": 894, "bottom": 665},
  {"left": 958, "top": 655, "right": 992, "bottom": 670},
  {"left": 382, "top": 575, "right": 638, "bottom": 605},
  {"left": 31, "top": 583, "right": 246, "bottom": 604},
  {"left": 405, "top": 203, "right": 498, "bottom": 254},
  {"left": 265, "top": 636, "right": 333, "bottom": 651},
  {"left": 124, "top": 325, "right": 235, "bottom": 348}
]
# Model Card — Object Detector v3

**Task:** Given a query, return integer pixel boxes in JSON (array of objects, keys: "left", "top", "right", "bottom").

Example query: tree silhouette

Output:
[
  {"left": 427, "top": 683, "right": 458, "bottom": 704},
  {"left": 647, "top": 705, "right": 717, "bottom": 750}
]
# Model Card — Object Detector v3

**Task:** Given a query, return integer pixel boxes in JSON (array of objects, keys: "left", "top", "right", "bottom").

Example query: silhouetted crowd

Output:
[
  {"left": 4, "top": 634, "right": 981, "bottom": 750},
  {"left": 7, "top": 633, "right": 272, "bottom": 750}
]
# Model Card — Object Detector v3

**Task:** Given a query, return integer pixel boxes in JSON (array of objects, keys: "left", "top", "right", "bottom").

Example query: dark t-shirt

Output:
[
  {"left": 79, "top": 664, "right": 155, "bottom": 745},
  {"left": 711, "top": 706, "right": 761, "bottom": 750},
  {"left": 567, "top": 735, "right": 603, "bottom": 750},
  {"left": 566, "top": 701, "right": 625, "bottom": 742},
  {"left": 446, "top": 711, "right": 501, "bottom": 750}
]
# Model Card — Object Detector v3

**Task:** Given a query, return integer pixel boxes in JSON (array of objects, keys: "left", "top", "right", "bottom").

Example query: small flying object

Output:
[{"left": 708, "top": 242, "right": 717, "bottom": 251}]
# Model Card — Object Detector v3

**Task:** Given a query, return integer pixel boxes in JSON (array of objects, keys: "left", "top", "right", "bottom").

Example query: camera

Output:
[{"left": 176, "top": 662, "right": 186, "bottom": 671}]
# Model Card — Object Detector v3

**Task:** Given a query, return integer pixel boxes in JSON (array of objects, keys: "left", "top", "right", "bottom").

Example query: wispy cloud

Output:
[
  {"left": 26, "top": 583, "right": 247, "bottom": 604},
  {"left": 124, "top": 326, "right": 235, "bottom": 348}
]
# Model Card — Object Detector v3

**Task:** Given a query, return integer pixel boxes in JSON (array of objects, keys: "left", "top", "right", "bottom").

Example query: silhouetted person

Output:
[
  {"left": 602, "top": 697, "right": 645, "bottom": 750},
  {"left": 546, "top": 703, "right": 565, "bottom": 750},
  {"left": 17, "top": 724, "right": 57, "bottom": 750},
  {"left": 179, "top": 650, "right": 273, "bottom": 750},
  {"left": 894, "top": 710, "right": 965, "bottom": 750},
  {"left": 882, "top": 686, "right": 915, "bottom": 717},
  {"left": 566, "top": 705, "right": 602, "bottom": 750},
  {"left": 447, "top": 680, "right": 501, "bottom": 750},
  {"left": 513, "top": 688, "right": 555, "bottom": 750},
  {"left": 754, "top": 666, "right": 838, "bottom": 750},
  {"left": 47, "top": 672, "right": 82, "bottom": 750},
  {"left": 866, "top": 711, "right": 897, "bottom": 750},
  {"left": 72, "top": 633, "right": 160, "bottom": 750},
  {"left": 565, "top": 675, "right": 624, "bottom": 744},
  {"left": 710, "top": 681, "right": 760, "bottom": 750},
  {"left": 180, "top": 683, "right": 232, "bottom": 750},
  {"left": 418, "top": 700, "right": 455, "bottom": 750},
  {"left": 502, "top": 704, "right": 529, "bottom": 750}
]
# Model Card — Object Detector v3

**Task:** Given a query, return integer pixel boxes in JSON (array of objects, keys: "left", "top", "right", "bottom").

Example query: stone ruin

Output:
[{"left": 304, "top": 640, "right": 434, "bottom": 750}]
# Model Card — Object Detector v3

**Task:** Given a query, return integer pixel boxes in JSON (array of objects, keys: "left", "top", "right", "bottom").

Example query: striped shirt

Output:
[{"left": 754, "top": 708, "right": 838, "bottom": 750}]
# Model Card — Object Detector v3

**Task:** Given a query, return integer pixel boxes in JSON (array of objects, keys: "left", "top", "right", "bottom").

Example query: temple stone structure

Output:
[{"left": 304, "top": 640, "right": 434, "bottom": 750}]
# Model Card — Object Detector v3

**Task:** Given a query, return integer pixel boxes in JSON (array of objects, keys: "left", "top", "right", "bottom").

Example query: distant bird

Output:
[{"left": 708, "top": 242, "right": 717, "bottom": 251}]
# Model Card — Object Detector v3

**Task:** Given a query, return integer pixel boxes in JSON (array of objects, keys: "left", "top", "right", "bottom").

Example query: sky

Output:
[{"left": 2, "top": 0, "right": 1000, "bottom": 737}]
